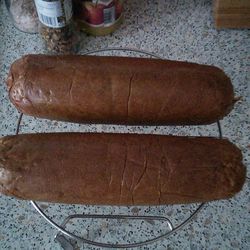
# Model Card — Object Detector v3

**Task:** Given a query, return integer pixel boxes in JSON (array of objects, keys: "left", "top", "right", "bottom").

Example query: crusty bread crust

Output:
[
  {"left": 7, "top": 55, "right": 235, "bottom": 125},
  {"left": 0, "top": 133, "right": 245, "bottom": 205}
]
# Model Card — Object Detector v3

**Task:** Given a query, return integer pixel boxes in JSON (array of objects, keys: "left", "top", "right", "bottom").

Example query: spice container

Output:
[
  {"left": 5, "top": 0, "right": 39, "bottom": 33},
  {"left": 34, "top": 0, "right": 79, "bottom": 54},
  {"left": 73, "top": 0, "right": 124, "bottom": 36}
]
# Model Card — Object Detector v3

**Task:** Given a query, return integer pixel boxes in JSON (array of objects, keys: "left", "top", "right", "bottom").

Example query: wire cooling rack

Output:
[{"left": 15, "top": 47, "right": 224, "bottom": 249}]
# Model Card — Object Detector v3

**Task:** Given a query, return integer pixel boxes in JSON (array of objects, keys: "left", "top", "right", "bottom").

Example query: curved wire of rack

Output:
[{"left": 15, "top": 47, "right": 224, "bottom": 249}]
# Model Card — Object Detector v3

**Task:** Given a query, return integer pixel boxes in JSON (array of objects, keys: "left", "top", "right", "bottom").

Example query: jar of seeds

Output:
[{"left": 34, "top": 0, "right": 79, "bottom": 54}]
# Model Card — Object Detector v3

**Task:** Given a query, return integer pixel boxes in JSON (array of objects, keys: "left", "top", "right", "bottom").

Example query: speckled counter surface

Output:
[{"left": 0, "top": 0, "right": 249, "bottom": 249}]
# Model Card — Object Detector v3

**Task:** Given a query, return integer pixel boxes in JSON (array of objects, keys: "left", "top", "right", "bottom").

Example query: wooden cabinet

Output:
[{"left": 214, "top": 0, "right": 250, "bottom": 28}]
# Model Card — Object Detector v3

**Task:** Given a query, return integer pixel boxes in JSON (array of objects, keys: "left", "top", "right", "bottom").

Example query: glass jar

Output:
[
  {"left": 5, "top": 0, "right": 39, "bottom": 34},
  {"left": 34, "top": 0, "right": 80, "bottom": 54},
  {"left": 73, "top": 0, "right": 124, "bottom": 36}
]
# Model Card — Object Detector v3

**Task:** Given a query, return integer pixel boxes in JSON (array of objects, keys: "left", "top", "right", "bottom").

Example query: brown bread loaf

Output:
[
  {"left": 7, "top": 55, "right": 235, "bottom": 125},
  {"left": 0, "top": 133, "right": 245, "bottom": 205}
]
